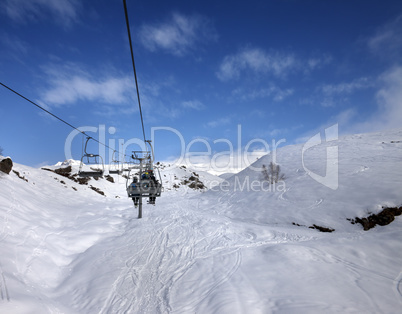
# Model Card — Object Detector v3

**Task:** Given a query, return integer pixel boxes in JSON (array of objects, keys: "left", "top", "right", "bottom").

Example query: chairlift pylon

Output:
[{"left": 78, "top": 137, "right": 104, "bottom": 178}]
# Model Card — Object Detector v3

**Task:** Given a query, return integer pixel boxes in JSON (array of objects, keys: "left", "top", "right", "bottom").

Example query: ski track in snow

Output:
[
  {"left": 289, "top": 246, "right": 394, "bottom": 313},
  {"left": 100, "top": 222, "right": 176, "bottom": 313},
  {"left": 98, "top": 201, "right": 243, "bottom": 313},
  {"left": 278, "top": 187, "right": 323, "bottom": 210},
  {"left": 0, "top": 264, "right": 10, "bottom": 302},
  {"left": 96, "top": 196, "right": 320, "bottom": 314},
  {"left": 395, "top": 272, "right": 402, "bottom": 302},
  {"left": 0, "top": 180, "right": 17, "bottom": 242}
]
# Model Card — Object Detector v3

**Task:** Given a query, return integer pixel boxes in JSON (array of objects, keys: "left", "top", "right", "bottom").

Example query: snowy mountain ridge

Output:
[
  {"left": 0, "top": 128, "right": 402, "bottom": 313},
  {"left": 54, "top": 159, "right": 81, "bottom": 167}
]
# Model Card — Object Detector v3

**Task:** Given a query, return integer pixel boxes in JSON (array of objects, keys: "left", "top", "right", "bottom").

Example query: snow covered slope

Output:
[
  {"left": 206, "top": 128, "right": 402, "bottom": 231},
  {"left": 0, "top": 129, "right": 401, "bottom": 313}
]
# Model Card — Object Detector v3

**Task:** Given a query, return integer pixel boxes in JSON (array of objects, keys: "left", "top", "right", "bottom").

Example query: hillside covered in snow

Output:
[{"left": 0, "top": 128, "right": 402, "bottom": 313}]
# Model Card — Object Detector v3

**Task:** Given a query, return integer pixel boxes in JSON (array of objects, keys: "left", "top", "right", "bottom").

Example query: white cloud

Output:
[
  {"left": 217, "top": 48, "right": 333, "bottom": 81},
  {"left": 368, "top": 14, "right": 402, "bottom": 60},
  {"left": 304, "top": 66, "right": 402, "bottom": 137},
  {"left": 272, "top": 87, "right": 294, "bottom": 102},
  {"left": 320, "top": 77, "right": 373, "bottom": 95},
  {"left": 39, "top": 63, "right": 195, "bottom": 121},
  {"left": 1, "top": 0, "right": 80, "bottom": 28},
  {"left": 205, "top": 116, "right": 232, "bottom": 128},
  {"left": 217, "top": 48, "right": 297, "bottom": 81},
  {"left": 316, "top": 77, "right": 373, "bottom": 107},
  {"left": 181, "top": 100, "right": 205, "bottom": 110},
  {"left": 372, "top": 66, "right": 402, "bottom": 130},
  {"left": 42, "top": 75, "right": 132, "bottom": 106},
  {"left": 232, "top": 85, "right": 293, "bottom": 102},
  {"left": 306, "top": 54, "right": 332, "bottom": 72},
  {"left": 139, "top": 12, "right": 217, "bottom": 56},
  {"left": 40, "top": 64, "right": 133, "bottom": 108}
]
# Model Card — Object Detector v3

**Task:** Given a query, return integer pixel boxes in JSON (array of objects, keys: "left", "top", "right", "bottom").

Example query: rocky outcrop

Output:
[
  {"left": 105, "top": 175, "right": 114, "bottom": 183},
  {"left": 181, "top": 174, "right": 206, "bottom": 190},
  {"left": 349, "top": 206, "right": 402, "bottom": 230},
  {"left": 42, "top": 166, "right": 90, "bottom": 185},
  {"left": 0, "top": 157, "right": 13, "bottom": 174}
]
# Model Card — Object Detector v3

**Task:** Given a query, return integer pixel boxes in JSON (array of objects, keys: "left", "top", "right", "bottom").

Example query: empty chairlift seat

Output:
[
  {"left": 78, "top": 137, "right": 105, "bottom": 178},
  {"left": 109, "top": 150, "right": 122, "bottom": 174}
]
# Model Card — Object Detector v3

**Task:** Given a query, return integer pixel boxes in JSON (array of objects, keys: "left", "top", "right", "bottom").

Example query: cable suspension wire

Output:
[
  {"left": 2, "top": 2, "right": 148, "bottom": 160},
  {"left": 1, "top": 82, "right": 83, "bottom": 135},
  {"left": 0, "top": 82, "right": 122, "bottom": 156},
  {"left": 122, "top": 0, "right": 147, "bottom": 146}
]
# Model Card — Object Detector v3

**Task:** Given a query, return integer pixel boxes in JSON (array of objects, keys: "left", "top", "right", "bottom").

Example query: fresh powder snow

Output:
[{"left": 0, "top": 129, "right": 402, "bottom": 313}]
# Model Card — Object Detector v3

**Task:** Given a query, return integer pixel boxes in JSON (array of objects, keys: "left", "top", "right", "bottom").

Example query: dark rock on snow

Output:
[
  {"left": 0, "top": 157, "right": 13, "bottom": 174},
  {"left": 351, "top": 206, "right": 402, "bottom": 230}
]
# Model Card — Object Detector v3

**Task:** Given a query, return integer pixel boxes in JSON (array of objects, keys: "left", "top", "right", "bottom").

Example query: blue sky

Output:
[{"left": 1, "top": 0, "right": 402, "bottom": 172}]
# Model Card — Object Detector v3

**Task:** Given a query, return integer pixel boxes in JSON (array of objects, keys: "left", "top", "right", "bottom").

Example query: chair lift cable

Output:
[
  {"left": 122, "top": 0, "right": 147, "bottom": 146},
  {"left": 1, "top": 82, "right": 84, "bottom": 136},
  {"left": 1, "top": 1, "right": 150, "bottom": 162},
  {"left": 0, "top": 82, "right": 124, "bottom": 158}
]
